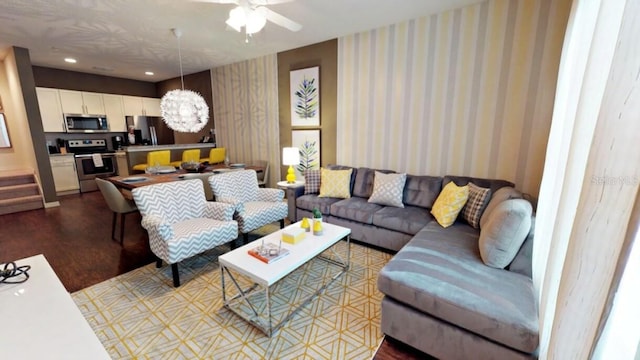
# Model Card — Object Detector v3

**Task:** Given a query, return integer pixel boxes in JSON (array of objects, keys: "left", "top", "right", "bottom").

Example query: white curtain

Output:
[{"left": 533, "top": 0, "right": 640, "bottom": 358}]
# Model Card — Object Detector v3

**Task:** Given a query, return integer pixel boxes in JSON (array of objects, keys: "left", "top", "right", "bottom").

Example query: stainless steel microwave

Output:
[{"left": 64, "top": 114, "right": 109, "bottom": 133}]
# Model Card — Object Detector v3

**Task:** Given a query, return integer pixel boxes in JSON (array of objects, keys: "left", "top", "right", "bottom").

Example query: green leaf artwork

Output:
[
  {"left": 294, "top": 76, "right": 318, "bottom": 119},
  {"left": 296, "top": 140, "right": 319, "bottom": 174}
]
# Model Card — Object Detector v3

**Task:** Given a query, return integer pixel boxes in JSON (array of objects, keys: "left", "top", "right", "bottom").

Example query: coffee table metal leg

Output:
[
  {"left": 318, "top": 235, "right": 351, "bottom": 270},
  {"left": 221, "top": 266, "right": 265, "bottom": 327},
  {"left": 266, "top": 287, "right": 272, "bottom": 337}
]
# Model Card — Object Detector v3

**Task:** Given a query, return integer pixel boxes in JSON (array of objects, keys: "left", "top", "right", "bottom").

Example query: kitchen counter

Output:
[
  {"left": 121, "top": 143, "right": 217, "bottom": 174},
  {"left": 123, "top": 143, "right": 216, "bottom": 152}
]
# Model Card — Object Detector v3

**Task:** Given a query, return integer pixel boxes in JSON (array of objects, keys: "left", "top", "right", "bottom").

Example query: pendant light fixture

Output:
[{"left": 160, "top": 28, "right": 209, "bottom": 133}]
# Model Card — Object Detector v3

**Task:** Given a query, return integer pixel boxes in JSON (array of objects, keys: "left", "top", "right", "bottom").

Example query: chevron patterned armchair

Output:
[
  {"left": 209, "top": 169, "right": 287, "bottom": 244},
  {"left": 132, "top": 179, "right": 238, "bottom": 287}
]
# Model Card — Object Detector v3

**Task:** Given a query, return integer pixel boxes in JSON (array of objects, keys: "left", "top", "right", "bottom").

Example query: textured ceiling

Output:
[{"left": 0, "top": 0, "right": 484, "bottom": 81}]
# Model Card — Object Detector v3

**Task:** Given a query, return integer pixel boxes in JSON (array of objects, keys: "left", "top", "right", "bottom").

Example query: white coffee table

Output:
[
  {"left": 0, "top": 255, "right": 110, "bottom": 359},
  {"left": 219, "top": 221, "right": 351, "bottom": 336}
]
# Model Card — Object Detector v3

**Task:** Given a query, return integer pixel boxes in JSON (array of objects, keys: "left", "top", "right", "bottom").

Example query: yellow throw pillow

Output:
[
  {"left": 318, "top": 168, "right": 352, "bottom": 198},
  {"left": 431, "top": 182, "right": 470, "bottom": 228}
]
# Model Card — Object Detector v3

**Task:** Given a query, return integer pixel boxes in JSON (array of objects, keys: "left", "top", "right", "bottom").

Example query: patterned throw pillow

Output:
[
  {"left": 318, "top": 168, "right": 352, "bottom": 198},
  {"left": 430, "top": 181, "right": 470, "bottom": 228},
  {"left": 304, "top": 169, "right": 321, "bottom": 194},
  {"left": 368, "top": 172, "right": 407, "bottom": 208},
  {"left": 461, "top": 182, "right": 491, "bottom": 229}
]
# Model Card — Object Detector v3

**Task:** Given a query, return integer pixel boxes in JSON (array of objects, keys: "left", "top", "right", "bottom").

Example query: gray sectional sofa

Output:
[{"left": 288, "top": 165, "right": 538, "bottom": 359}]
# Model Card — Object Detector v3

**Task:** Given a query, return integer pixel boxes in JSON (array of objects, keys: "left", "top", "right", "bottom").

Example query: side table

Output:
[{"left": 276, "top": 180, "right": 305, "bottom": 221}]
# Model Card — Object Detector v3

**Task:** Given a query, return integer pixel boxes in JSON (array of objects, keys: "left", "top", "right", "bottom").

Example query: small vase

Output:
[{"left": 313, "top": 218, "right": 323, "bottom": 236}]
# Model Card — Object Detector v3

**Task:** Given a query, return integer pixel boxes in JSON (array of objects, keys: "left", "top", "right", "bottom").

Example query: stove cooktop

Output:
[{"left": 67, "top": 139, "right": 113, "bottom": 155}]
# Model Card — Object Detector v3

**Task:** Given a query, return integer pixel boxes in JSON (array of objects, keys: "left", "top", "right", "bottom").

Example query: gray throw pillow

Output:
[
  {"left": 479, "top": 199, "right": 532, "bottom": 269},
  {"left": 479, "top": 186, "right": 523, "bottom": 229},
  {"left": 368, "top": 171, "right": 407, "bottom": 208}
]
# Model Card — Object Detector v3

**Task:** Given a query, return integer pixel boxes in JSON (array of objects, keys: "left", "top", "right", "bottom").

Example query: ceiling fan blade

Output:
[
  {"left": 191, "top": 0, "right": 239, "bottom": 4},
  {"left": 257, "top": 6, "right": 302, "bottom": 32},
  {"left": 251, "top": 0, "right": 295, "bottom": 5}
]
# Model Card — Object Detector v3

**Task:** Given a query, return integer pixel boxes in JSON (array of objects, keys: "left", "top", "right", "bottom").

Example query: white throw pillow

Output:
[{"left": 368, "top": 171, "right": 407, "bottom": 208}]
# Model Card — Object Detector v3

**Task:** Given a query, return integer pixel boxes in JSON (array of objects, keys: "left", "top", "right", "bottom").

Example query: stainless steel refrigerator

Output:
[{"left": 125, "top": 116, "right": 174, "bottom": 145}]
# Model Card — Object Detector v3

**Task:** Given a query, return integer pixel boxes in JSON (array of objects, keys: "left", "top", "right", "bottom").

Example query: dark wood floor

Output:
[
  {"left": 0, "top": 190, "right": 434, "bottom": 359},
  {"left": 0, "top": 191, "right": 155, "bottom": 293}
]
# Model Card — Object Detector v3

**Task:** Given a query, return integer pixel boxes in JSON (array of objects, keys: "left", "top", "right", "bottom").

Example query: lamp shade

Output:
[{"left": 282, "top": 147, "right": 300, "bottom": 166}]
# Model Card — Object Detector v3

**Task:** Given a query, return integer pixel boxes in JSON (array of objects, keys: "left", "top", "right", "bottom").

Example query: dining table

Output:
[{"left": 106, "top": 163, "right": 264, "bottom": 193}]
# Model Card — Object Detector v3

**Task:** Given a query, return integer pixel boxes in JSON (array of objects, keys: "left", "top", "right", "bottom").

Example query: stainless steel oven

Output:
[{"left": 67, "top": 139, "right": 118, "bottom": 193}]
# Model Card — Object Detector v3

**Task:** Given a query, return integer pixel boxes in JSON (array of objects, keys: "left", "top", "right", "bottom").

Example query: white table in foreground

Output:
[
  {"left": 218, "top": 221, "right": 351, "bottom": 336},
  {"left": 0, "top": 254, "right": 110, "bottom": 360}
]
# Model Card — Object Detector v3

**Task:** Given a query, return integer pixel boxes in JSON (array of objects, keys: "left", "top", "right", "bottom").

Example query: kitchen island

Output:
[{"left": 121, "top": 143, "right": 217, "bottom": 175}]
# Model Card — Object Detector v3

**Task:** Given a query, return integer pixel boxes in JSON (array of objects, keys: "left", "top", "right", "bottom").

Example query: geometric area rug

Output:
[{"left": 72, "top": 225, "right": 393, "bottom": 359}]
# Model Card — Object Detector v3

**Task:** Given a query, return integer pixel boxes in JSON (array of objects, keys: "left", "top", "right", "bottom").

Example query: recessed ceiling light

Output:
[
  {"left": 145, "top": 71, "right": 154, "bottom": 76},
  {"left": 64, "top": 58, "right": 77, "bottom": 63}
]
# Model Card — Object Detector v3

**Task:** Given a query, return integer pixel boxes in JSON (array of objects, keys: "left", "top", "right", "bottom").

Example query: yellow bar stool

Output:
[
  {"left": 200, "top": 147, "right": 226, "bottom": 165},
  {"left": 170, "top": 149, "right": 201, "bottom": 168},
  {"left": 132, "top": 150, "right": 171, "bottom": 172}
]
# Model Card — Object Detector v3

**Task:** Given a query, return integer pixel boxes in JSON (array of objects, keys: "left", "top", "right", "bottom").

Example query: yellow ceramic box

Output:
[{"left": 282, "top": 226, "right": 306, "bottom": 244}]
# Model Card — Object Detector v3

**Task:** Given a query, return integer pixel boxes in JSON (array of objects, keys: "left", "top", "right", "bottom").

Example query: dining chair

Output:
[
  {"left": 95, "top": 178, "right": 138, "bottom": 245},
  {"left": 254, "top": 160, "right": 269, "bottom": 188},
  {"left": 200, "top": 147, "right": 226, "bottom": 165},
  {"left": 208, "top": 169, "right": 287, "bottom": 244},
  {"left": 132, "top": 179, "right": 238, "bottom": 287},
  {"left": 170, "top": 148, "right": 201, "bottom": 168},
  {"left": 132, "top": 150, "right": 171, "bottom": 172}
]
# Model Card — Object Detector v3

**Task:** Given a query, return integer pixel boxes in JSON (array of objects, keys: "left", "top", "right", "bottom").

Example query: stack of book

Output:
[{"left": 247, "top": 243, "right": 290, "bottom": 264}]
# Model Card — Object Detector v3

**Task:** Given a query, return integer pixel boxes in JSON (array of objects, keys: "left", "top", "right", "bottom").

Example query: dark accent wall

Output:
[
  {"left": 32, "top": 66, "right": 157, "bottom": 97},
  {"left": 14, "top": 49, "right": 57, "bottom": 203},
  {"left": 277, "top": 39, "right": 338, "bottom": 180},
  {"left": 156, "top": 70, "right": 214, "bottom": 144}
]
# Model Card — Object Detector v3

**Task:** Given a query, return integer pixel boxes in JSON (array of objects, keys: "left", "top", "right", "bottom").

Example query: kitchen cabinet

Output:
[
  {"left": 59, "top": 90, "right": 105, "bottom": 115},
  {"left": 50, "top": 155, "right": 80, "bottom": 194},
  {"left": 142, "top": 97, "right": 161, "bottom": 116},
  {"left": 123, "top": 96, "right": 161, "bottom": 117},
  {"left": 103, "top": 94, "right": 126, "bottom": 132},
  {"left": 36, "top": 87, "right": 65, "bottom": 132}
]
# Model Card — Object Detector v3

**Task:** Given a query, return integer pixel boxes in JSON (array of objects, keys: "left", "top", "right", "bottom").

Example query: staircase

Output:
[{"left": 0, "top": 170, "right": 44, "bottom": 215}]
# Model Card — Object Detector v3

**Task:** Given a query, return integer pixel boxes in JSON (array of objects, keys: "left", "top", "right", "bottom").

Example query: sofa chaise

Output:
[{"left": 287, "top": 165, "right": 538, "bottom": 359}]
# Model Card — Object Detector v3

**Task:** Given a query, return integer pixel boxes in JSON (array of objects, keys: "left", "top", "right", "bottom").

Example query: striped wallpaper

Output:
[
  {"left": 337, "top": 0, "right": 571, "bottom": 198},
  {"left": 210, "top": 54, "right": 281, "bottom": 187}
]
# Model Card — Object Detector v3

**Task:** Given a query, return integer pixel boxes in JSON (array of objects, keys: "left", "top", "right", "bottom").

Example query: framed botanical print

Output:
[
  {"left": 291, "top": 129, "right": 320, "bottom": 179},
  {"left": 290, "top": 66, "right": 320, "bottom": 127}
]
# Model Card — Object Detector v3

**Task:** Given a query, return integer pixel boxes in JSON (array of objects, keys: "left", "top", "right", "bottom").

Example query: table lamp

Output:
[{"left": 282, "top": 147, "right": 300, "bottom": 183}]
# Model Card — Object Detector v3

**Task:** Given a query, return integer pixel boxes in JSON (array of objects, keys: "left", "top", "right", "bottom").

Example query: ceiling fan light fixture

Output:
[
  {"left": 226, "top": 6, "right": 245, "bottom": 32},
  {"left": 245, "top": 10, "right": 267, "bottom": 34}
]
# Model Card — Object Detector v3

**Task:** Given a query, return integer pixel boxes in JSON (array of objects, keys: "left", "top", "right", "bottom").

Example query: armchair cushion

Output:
[
  {"left": 236, "top": 201, "right": 288, "bottom": 233},
  {"left": 167, "top": 218, "right": 238, "bottom": 263}
]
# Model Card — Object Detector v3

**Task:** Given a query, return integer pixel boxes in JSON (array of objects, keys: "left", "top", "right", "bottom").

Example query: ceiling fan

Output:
[{"left": 196, "top": 0, "right": 302, "bottom": 34}]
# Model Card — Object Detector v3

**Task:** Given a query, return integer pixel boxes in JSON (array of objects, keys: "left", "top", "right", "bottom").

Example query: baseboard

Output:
[{"left": 44, "top": 201, "right": 61, "bottom": 208}]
